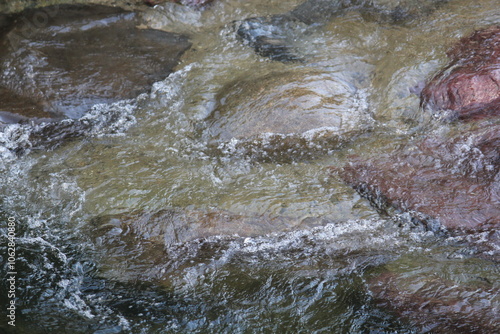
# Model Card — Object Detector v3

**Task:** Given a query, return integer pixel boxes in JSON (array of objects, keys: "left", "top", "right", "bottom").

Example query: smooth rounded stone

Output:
[
  {"left": 89, "top": 208, "right": 322, "bottom": 283},
  {"left": 339, "top": 122, "right": 500, "bottom": 231},
  {"left": 237, "top": 0, "right": 449, "bottom": 62},
  {"left": 0, "top": 5, "right": 191, "bottom": 122},
  {"left": 206, "top": 70, "right": 373, "bottom": 161},
  {"left": 421, "top": 25, "right": 500, "bottom": 121},
  {"left": 368, "top": 254, "right": 500, "bottom": 333}
]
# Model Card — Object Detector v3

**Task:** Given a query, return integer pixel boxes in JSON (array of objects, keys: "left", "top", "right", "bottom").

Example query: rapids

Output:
[{"left": 1, "top": 0, "right": 499, "bottom": 333}]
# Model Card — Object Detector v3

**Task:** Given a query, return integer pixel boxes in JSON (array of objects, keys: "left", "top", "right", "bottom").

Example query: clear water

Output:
[{"left": 1, "top": 0, "right": 499, "bottom": 333}]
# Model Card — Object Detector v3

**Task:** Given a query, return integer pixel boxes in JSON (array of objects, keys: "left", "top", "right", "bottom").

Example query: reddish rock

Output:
[
  {"left": 369, "top": 262, "right": 500, "bottom": 333},
  {"left": 421, "top": 25, "right": 500, "bottom": 120},
  {"left": 339, "top": 123, "right": 500, "bottom": 231}
]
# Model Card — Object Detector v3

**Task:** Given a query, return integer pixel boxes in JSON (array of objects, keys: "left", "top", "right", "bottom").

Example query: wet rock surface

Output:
[
  {"left": 0, "top": 5, "right": 191, "bottom": 122},
  {"left": 338, "top": 24, "right": 500, "bottom": 332},
  {"left": 237, "top": 0, "right": 449, "bottom": 62},
  {"left": 92, "top": 208, "right": 309, "bottom": 246},
  {"left": 206, "top": 70, "right": 373, "bottom": 161},
  {"left": 0, "top": 1, "right": 148, "bottom": 14},
  {"left": 0, "top": 0, "right": 215, "bottom": 14},
  {"left": 90, "top": 208, "right": 320, "bottom": 283},
  {"left": 368, "top": 254, "right": 500, "bottom": 333},
  {"left": 421, "top": 25, "right": 500, "bottom": 120},
  {"left": 144, "top": 0, "right": 216, "bottom": 7},
  {"left": 2, "top": 0, "right": 500, "bottom": 332},
  {"left": 340, "top": 122, "right": 500, "bottom": 231},
  {"left": 144, "top": 0, "right": 214, "bottom": 7},
  {"left": 174, "top": 0, "right": 215, "bottom": 7}
]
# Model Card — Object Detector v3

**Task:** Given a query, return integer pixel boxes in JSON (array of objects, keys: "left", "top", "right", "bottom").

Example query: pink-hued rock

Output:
[
  {"left": 339, "top": 123, "right": 500, "bottom": 231},
  {"left": 369, "top": 266, "right": 500, "bottom": 333},
  {"left": 421, "top": 25, "right": 500, "bottom": 120}
]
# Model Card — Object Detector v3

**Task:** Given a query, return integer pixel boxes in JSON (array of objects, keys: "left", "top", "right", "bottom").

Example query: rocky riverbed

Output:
[{"left": 0, "top": 0, "right": 499, "bottom": 333}]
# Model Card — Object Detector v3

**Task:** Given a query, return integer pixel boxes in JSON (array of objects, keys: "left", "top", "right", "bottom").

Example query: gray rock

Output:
[
  {"left": 237, "top": 0, "right": 450, "bottom": 62},
  {"left": 0, "top": 5, "right": 191, "bottom": 122},
  {"left": 0, "top": 1, "right": 148, "bottom": 14}
]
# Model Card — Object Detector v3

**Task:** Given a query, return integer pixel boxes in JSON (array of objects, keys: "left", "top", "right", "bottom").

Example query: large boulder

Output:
[
  {"left": 205, "top": 70, "right": 373, "bottom": 161},
  {"left": 0, "top": 5, "right": 191, "bottom": 123},
  {"left": 342, "top": 24, "right": 500, "bottom": 224},
  {"left": 339, "top": 122, "right": 500, "bottom": 231},
  {"left": 0, "top": 1, "right": 215, "bottom": 14},
  {"left": 421, "top": 25, "right": 500, "bottom": 120}
]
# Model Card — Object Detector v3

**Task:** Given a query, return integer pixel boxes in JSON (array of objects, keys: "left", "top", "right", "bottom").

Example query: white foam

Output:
[
  {"left": 0, "top": 98, "right": 138, "bottom": 158},
  {"left": 169, "top": 218, "right": 432, "bottom": 290}
]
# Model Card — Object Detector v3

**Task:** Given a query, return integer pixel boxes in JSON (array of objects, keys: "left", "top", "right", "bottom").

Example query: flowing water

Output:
[{"left": 1, "top": 0, "right": 499, "bottom": 333}]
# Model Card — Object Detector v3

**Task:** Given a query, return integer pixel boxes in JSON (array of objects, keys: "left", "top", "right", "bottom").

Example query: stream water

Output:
[{"left": 1, "top": 0, "right": 499, "bottom": 333}]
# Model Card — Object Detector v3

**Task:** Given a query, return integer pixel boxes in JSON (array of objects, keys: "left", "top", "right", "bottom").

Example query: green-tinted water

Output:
[{"left": 1, "top": 0, "right": 499, "bottom": 332}]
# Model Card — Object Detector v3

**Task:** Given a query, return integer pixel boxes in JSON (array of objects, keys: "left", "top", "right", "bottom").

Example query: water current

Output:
[{"left": 1, "top": 0, "right": 499, "bottom": 333}]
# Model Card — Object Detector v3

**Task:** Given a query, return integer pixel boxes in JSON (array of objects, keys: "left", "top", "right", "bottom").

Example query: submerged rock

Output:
[
  {"left": 175, "top": 0, "right": 214, "bottom": 7},
  {"left": 339, "top": 122, "right": 500, "bottom": 231},
  {"left": 144, "top": 0, "right": 214, "bottom": 7},
  {"left": 0, "top": 1, "right": 151, "bottom": 14},
  {"left": 0, "top": 5, "right": 191, "bottom": 122},
  {"left": 421, "top": 25, "right": 500, "bottom": 120},
  {"left": 368, "top": 254, "right": 500, "bottom": 333},
  {"left": 237, "top": 0, "right": 449, "bottom": 62},
  {"left": 206, "top": 70, "right": 373, "bottom": 161},
  {"left": 90, "top": 208, "right": 318, "bottom": 282},
  {"left": 92, "top": 208, "right": 307, "bottom": 246}
]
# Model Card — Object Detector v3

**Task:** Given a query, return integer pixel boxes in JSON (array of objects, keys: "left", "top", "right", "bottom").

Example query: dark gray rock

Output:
[
  {"left": 0, "top": 5, "right": 191, "bottom": 122},
  {"left": 237, "top": 0, "right": 449, "bottom": 62},
  {"left": 0, "top": 1, "right": 149, "bottom": 14}
]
